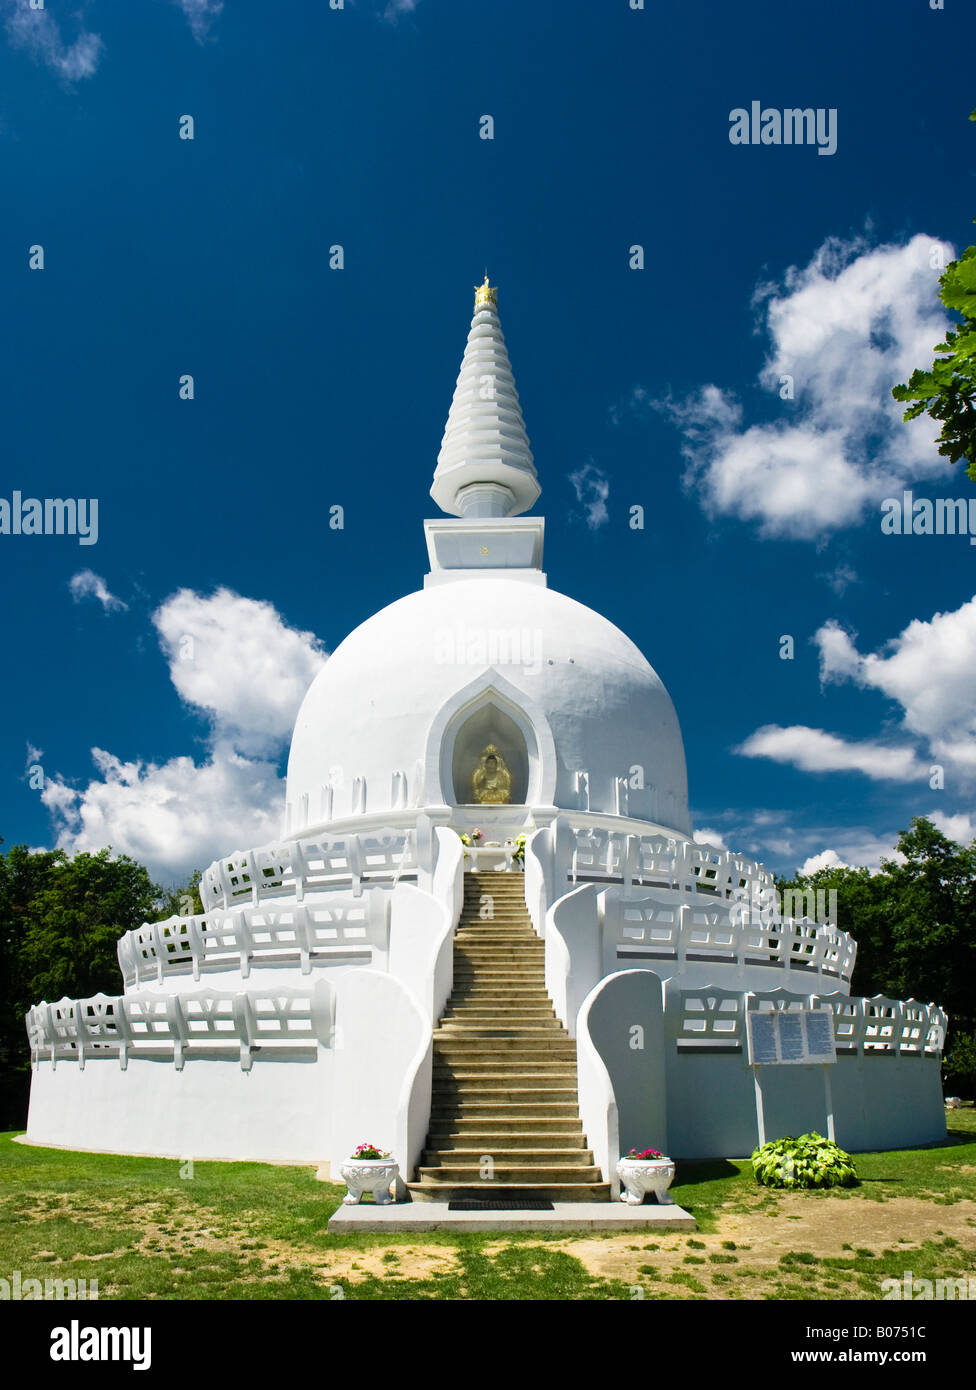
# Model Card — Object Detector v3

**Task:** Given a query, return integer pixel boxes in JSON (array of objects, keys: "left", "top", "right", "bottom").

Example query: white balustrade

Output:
[
  {"left": 118, "top": 894, "right": 391, "bottom": 987},
  {"left": 671, "top": 986, "right": 946, "bottom": 1056},
  {"left": 567, "top": 827, "right": 776, "bottom": 901},
  {"left": 199, "top": 826, "right": 421, "bottom": 913},
  {"left": 27, "top": 986, "right": 333, "bottom": 1072},
  {"left": 604, "top": 893, "right": 857, "bottom": 984}
]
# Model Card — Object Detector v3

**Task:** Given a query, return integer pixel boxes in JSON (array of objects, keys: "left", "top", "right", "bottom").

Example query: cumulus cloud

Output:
[
  {"left": 927, "top": 809, "right": 976, "bottom": 845},
  {"left": 172, "top": 0, "right": 223, "bottom": 42},
  {"left": 798, "top": 848, "right": 849, "bottom": 875},
  {"left": 736, "top": 724, "right": 929, "bottom": 782},
  {"left": 153, "top": 588, "right": 327, "bottom": 756},
  {"left": 693, "top": 827, "right": 728, "bottom": 850},
  {"left": 3, "top": 0, "right": 103, "bottom": 80},
  {"left": 816, "top": 598, "right": 976, "bottom": 777},
  {"left": 69, "top": 570, "right": 127, "bottom": 613},
  {"left": 568, "top": 462, "right": 610, "bottom": 530},
  {"left": 41, "top": 588, "right": 328, "bottom": 880},
  {"left": 42, "top": 743, "right": 283, "bottom": 882},
  {"left": 650, "top": 234, "right": 954, "bottom": 539}
]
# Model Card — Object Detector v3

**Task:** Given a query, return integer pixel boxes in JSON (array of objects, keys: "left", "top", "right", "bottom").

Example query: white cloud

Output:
[
  {"left": 798, "top": 848, "right": 849, "bottom": 875},
  {"left": 927, "top": 809, "right": 976, "bottom": 845},
  {"left": 694, "top": 827, "right": 728, "bottom": 850},
  {"left": 736, "top": 724, "right": 929, "bottom": 782},
  {"left": 42, "top": 743, "right": 283, "bottom": 882},
  {"left": 172, "top": 0, "right": 223, "bottom": 42},
  {"left": 568, "top": 462, "right": 609, "bottom": 530},
  {"left": 820, "top": 563, "right": 859, "bottom": 596},
  {"left": 40, "top": 588, "right": 328, "bottom": 880},
  {"left": 816, "top": 598, "right": 976, "bottom": 777},
  {"left": 383, "top": 0, "right": 421, "bottom": 19},
  {"left": 153, "top": 588, "right": 327, "bottom": 756},
  {"left": 796, "top": 832, "right": 905, "bottom": 874},
  {"left": 652, "top": 233, "right": 954, "bottom": 539},
  {"left": 69, "top": 570, "right": 127, "bottom": 613},
  {"left": 690, "top": 808, "right": 903, "bottom": 874},
  {"left": 3, "top": 1, "right": 102, "bottom": 80}
]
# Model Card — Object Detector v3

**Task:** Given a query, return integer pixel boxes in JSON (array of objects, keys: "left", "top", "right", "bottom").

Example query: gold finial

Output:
[{"left": 474, "top": 273, "right": 498, "bottom": 310}]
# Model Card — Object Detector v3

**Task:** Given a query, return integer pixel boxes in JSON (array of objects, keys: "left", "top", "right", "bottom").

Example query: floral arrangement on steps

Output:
[
  {"left": 512, "top": 834, "right": 526, "bottom": 863},
  {"left": 616, "top": 1147, "right": 675, "bottom": 1205},
  {"left": 340, "top": 1143, "right": 399, "bottom": 1206},
  {"left": 459, "top": 830, "right": 484, "bottom": 848}
]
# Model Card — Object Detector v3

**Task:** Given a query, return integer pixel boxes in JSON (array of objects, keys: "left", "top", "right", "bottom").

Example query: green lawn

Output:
[{"left": 1, "top": 1110, "right": 973, "bottom": 1300}]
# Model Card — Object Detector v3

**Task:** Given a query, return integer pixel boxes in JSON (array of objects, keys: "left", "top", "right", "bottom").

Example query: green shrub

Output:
[{"left": 751, "top": 1132, "right": 858, "bottom": 1190}]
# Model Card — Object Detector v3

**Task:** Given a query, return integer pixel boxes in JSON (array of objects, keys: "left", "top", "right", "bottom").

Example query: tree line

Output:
[{"left": 0, "top": 843, "right": 200, "bottom": 1129}]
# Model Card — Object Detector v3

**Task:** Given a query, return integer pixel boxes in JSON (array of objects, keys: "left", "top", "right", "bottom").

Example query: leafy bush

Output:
[{"left": 751, "top": 1132, "right": 858, "bottom": 1190}]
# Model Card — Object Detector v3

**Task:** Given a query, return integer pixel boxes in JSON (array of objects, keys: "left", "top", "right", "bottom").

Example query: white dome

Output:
[{"left": 285, "top": 578, "right": 691, "bottom": 836}]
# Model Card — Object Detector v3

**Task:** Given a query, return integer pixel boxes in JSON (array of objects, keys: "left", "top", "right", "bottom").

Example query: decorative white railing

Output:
[
  {"left": 605, "top": 895, "right": 856, "bottom": 983},
  {"left": 568, "top": 827, "right": 776, "bottom": 899},
  {"left": 118, "top": 894, "right": 390, "bottom": 988},
  {"left": 671, "top": 987, "right": 947, "bottom": 1056},
  {"left": 200, "top": 826, "right": 424, "bottom": 912},
  {"left": 26, "top": 986, "right": 333, "bottom": 1072}
]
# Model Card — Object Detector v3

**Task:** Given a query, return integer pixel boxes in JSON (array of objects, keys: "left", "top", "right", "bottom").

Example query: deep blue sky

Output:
[{"left": 2, "top": 0, "right": 974, "bottom": 883}]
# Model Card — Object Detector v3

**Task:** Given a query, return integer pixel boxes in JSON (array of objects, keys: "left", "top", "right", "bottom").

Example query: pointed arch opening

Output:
[{"left": 423, "top": 669, "right": 557, "bottom": 810}]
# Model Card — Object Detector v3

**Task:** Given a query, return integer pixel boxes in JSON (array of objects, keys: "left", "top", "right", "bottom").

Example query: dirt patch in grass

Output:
[
  {"left": 530, "top": 1192, "right": 976, "bottom": 1298},
  {"left": 11, "top": 1188, "right": 460, "bottom": 1292}
]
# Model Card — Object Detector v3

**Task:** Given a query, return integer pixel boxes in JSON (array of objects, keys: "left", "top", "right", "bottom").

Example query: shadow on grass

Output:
[{"left": 670, "top": 1160, "right": 742, "bottom": 1187}]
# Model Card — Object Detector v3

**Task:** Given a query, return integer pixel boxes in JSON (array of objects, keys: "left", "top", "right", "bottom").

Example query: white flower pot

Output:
[
  {"left": 339, "top": 1158, "right": 399, "bottom": 1205},
  {"left": 616, "top": 1156, "right": 676, "bottom": 1205}
]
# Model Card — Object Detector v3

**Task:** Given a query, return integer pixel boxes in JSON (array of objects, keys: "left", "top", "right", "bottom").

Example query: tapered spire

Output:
[{"left": 430, "top": 277, "right": 540, "bottom": 519}]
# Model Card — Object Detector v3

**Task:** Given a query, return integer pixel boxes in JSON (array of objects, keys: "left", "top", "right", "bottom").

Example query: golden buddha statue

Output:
[{"left": 472, "top": 744, "right": 512, "bottom": 804}]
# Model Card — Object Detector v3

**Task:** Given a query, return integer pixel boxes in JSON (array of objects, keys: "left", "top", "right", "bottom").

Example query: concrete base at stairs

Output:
[{"left": 327, "top": 1200, "right": 697, "bottom": 1233}]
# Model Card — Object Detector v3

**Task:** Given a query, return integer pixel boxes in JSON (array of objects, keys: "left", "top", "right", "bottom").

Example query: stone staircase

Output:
[{"left": 407, "top": 871, "right": 610, "bottom": 1204}]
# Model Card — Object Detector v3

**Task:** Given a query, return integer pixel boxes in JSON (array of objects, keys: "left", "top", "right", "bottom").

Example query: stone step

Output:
[
  {"left": 454, "top": 942, "right": 543, "bottom": 951},
  {"left": 426, "top": 1127, "right": 585, "bottom": 1145},
  {"left": 448, "top": 985, "right": 550, "bottom": 994},
  {"left": 441, "top": 1016, "right": 557, "bottom": 1026},
  {"left": 456, "top": 934, "right": 539, "bottom": 945},
  {"left": 415, "top": 1162, "right": 606, "bottom": 1183},
  {"left": 451, "top": 975, "right": 544, "bottom": 986},
  {"left": 430, "top": 1085, "right": 580, "bottom": 1103},
  {"left": 434, "top": 1026, "right": 569, "bottom": 1039},
  {"left": 433, "top": 1058, "right": 577, "bottom": 1073},
  {"left": 405, "top": 1181, "right": 611, "bottom": 1204},
  {"left": 422, "top": 1146, "right": 594, "bottom": 1164},
  {"left": 455, "top": 946, "right": 538, "bottom": 954},
  {"left": 453, "top": 956, "right": 543, "bottom": 966},
  {"left": 435, "top": 1025, "right": 565, "bottom": 1037},
  {"left": 430, "top": 1102, "right": 581, "bottom": 1119},
  {"left": 434, "top": 1037, "right": 576, "bottom": 1053},
  {"left": 433, "top": 1070, "right": 578, "bottom": 1086},
  {"left": 434, "top": 1061, "right": 577, "bottom": 1076},
  {"left": 441, "top": 1005, "right": 556, "bottom": 1016}
]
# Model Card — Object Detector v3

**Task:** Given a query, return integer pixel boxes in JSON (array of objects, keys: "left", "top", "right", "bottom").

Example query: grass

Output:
[{"left": 1, "top": 1108, "right": 974, "bottom": 1301}]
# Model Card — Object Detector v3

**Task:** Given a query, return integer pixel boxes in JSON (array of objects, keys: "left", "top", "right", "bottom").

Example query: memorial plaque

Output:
[
  {"left": 749, "top": 1012, "right": 779, "bottom": 1065},
  {"left": 803, "top": 1010, "right": 837, "bottom": 1063},
  {"left": 747, "top": 1008, "right": 837, "bottom": 1065}
]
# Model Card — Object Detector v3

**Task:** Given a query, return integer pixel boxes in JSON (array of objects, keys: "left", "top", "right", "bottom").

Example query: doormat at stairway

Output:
[{"left": 448, "top": 1199, "right": 555, "bottom": 1211}]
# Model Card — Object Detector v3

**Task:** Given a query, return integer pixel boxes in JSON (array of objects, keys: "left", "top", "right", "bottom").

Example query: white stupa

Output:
[{"left": 24, "top": 277, "right": 947, "bottom": 1199}]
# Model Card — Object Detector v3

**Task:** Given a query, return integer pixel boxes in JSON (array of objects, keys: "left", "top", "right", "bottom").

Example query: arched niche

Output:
[
  {"left": 451, "top": 703, "right": 529, "bottom": 805},
  {"left": 423, "top": 670, "right": 557, "bottom": 809}
]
